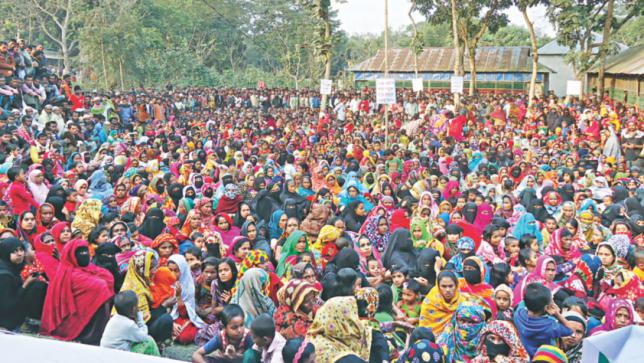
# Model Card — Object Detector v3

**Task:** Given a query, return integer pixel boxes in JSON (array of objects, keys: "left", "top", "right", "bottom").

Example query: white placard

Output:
[
  {"left": 566, "top": 80, "right": 582, "bottom": 96},
  {"left": 412, "top": 78, "right": 424, "bottom": 92},
  {"left": 376, "top": 78, "right": 396, "bottom": 105},
  {"left": 320, "top": 79, "right": 332, "bottom": 95},
  {"left": 450, "top": 76, "right": 464, "bottom": 94}
]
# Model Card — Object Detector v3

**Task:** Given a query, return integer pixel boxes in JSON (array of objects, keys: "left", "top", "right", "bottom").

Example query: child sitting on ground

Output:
[
  {"left": 494, "top": 284, "right": 514, "bottom": 321},
  {"left": 192, "top": 304, "right": 253, "bottom": 363},
  {"left": 100, "top": 290, "right": 160, "bottom": 356},
  {"left": 397, "top": 279, "right": 421, "bottom": 325},
  {"left": 390, "top": 266, "right": 408, "bottom": 303}
]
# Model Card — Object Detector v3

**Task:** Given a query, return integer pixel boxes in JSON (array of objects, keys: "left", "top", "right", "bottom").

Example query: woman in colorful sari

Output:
[
  {"left": 120, "top": 249, "right": 173, "bottom": 343},
  {"left": 460, "top": 256, "right": 496, "bottom": 316},
  {"left": 273, "top": 279, "right": 319, "bottom": 339},
  {"left": 213, "top": 213, "right": 240, "bottom": 247},
  {"left": 595, "top": 235, "right": 631, "bottom": 301},
  {"left": 437, "top": 301, "right": 487, "bottom": 363},
  {"left": 419, "top": 270, "right": 465, "bottom": 335},
  {"left": 544, "top": 228, "right": 582, "bottom": 261},
  {"left": 276, "top": 230, "right": 310, "bottom": 277},
  {"left": 590, "top": 299, "right": 635, "bottom": 335},
  {"left": 471, "top": 320, "right": 529, "bottom": 363},
  {"left": 307, "top": 296, "right": 373, "bottom": 363},
  {"left": 229, "top": 267, "right": 275, "bottom": 327},
  {"left": 70, "top": 199, "right": 102, "bottom": 240}
]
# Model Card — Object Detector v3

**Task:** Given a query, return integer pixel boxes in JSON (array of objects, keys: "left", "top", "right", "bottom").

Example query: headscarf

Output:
[
  {"left": 138, "top": 207, "right": 167, "bottom": 240},
  {"left": 274, "top": 279, "right": 318, "bottom": 339},
  {"left": 473, "top": 203, "right": 494, "bottom": 230},
  {"left": 27, "top": 169, "right": 49, "bottom": 205},
  {"left": 119, "top": 250, "right": 155, "bottom": 321},
  {"left": 437, "top": 301, "right": 487, "bottom": 363},
  {"left": 410, "top": 218, "right": 433, "bottom": 249},
  {"left": 590, "top": 299, "right": 634, "bottom": 335},
  {"left": 312, "top": 225, "right": 341, "bottom": 252},
  {"left": 230, "top": 267, "right": 275, "bottom": 327},
  {"left": 70, "top": 199, "right": 102, "bottom": 239},
  {"left": 40, "top": 239, "right": 115, "bottom": 341},
  {"left": 363, "top": 215, "right": 391, "bottom": 253},
  {"left": 512, "top": 212, "right": 542, "bottom": 243},
  {"left": 419, "top": 271, "right": 465, "bottom": 335},
  {"left": 355, "top": 287, "right": 379, "bottom": 319},
  {"left": 276, "top": 230, "right": 309, "bottom": 277},
  {"left": 513, "top": 255, "right": 559, "bottom": 305},
  {"left": 168, "top": 254, "right": 206, "bottom": 328},
  {"left": 92, "top": 242, "right": 121, "bottom": 291},
  {"left": 88, "top": 169, "right": 113, "bottom": 201},
  {"left": 473, "top": 320, "right": 529, "bottom": 363},
  {"left": 382, "top": 228, "right": 418, "bottom": 271},
  {"left": 544, "top": 228, "right": 581, "bottom": 260},
  {"left": 268, "top": 209, "right": 285, "bottom": 240},
  {"left": 307, "top": 296, "right": 372, "bottom": 363}
]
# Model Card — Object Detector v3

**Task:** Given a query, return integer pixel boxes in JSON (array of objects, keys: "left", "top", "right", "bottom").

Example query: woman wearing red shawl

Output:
[
  {"left": 460, "top": 256, "right": 498, "bottom": 318},
  {"left": 40, "top": 239, "right": 114, "bottom": 344},
  {"left": 51, "top": 221, "right": 72, "bottom": 254},
  {"left": 583, "top": 118, "right": 601, "bottom": 142},
  {"left": 449, "top": 114, "right": 467, "bottom": 142},
  {"left": 113, "top": 183, "right": 129, "bottom": 207},
  {"left": 36, "top": 203, "right": 58, "bottom": 230},
  {"left": 213, "top": 213, "right": 241, "bottom": 247},
  {"left": 194, "top": 198, "right": 214, "bottom": 228},
  {"left": 180, "top": 210, "right": 205, "bottom": 238},
  {"left": 32, "top": 232, "right": 60, "bottom": 280},
  {"left": 513, "top": 255, "right": 560, "bottom": 306},
  {"left": 389, "top": 209, "right": 410, "bottom": 232},
  {"left": 544, "top": 228, "right": 581, "bottom": 261},
  {"left": 442, "top": 180, "right": 461, "bottom": 201},
  {"left": 215, "top": 183, "right": 244, "bottom": 215},
  {"left": 273, "top": 279, "right": 319, "bottom": 340},
  {"left": 17, "top": 211, "right": 46, "bottom": 247},
  {"left": 601, "top": 270, "right": 643, "bottom": 303}
]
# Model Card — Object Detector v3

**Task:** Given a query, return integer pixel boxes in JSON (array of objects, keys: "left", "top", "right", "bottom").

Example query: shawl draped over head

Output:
[
  {"left": 590, "top": 299, "right": 634, "bottom": 335},
  {"left": 473, "top": 320, "right": 529, "bottom": 363},
  {"left": 312, "top": 225, "right": 341, "bottom": 252},
  {"left": 437, "top": 301, "right": 487, "bottom": 363},
  {"left": 120, "top": 250, "right": 155, "bottom": 321},
  {"left": 382, "top": 228, "right": 418, "bottom": 271},
  {"left": 168, "top": 254, "right": 206, "bottom": 328},
  {"left": 513, "top": 255, "right": 559, "bottom": 306},
  {"left": 40, "top": 239, "right": 114, "bottom": 341},
  {"left": 71, "top": 199, "right": 102, "bottom": 239},
  {"left": 419, "top": 273, "right": 465, "bottom": 335},
  {"left": 276, "top": 230, "right": 309, "bottom": 277},
  {"left": 230, "top": 267, "right": 275, "bottom": 327},
  {"left": 274, "top": 279, "right": 318, "bottom": 339},
  {"left": 363, "top": 215, "right": 391, "bottom": 253},
  {"left": 307, "top": 296, "right": 372, "bottom": 363}
]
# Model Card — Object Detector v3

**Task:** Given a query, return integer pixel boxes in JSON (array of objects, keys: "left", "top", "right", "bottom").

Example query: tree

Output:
[
  {"left": 515, "top": 0, "right": 544, "bottom": 107},
  {"left": 29, "top": 0, "right": 84, "bottom": 74},
  {"left": 417, "top": 0, "right": 510, "bottom": 96},
  {"left": 548, "top": 0, "right": 642, "bottom": 96},
  {"left": 409, "top": 0, "right": 422, "bottom": 76}
]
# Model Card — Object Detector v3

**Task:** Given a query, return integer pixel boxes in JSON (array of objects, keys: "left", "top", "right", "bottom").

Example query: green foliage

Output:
[{"left": 480, "top": 25, "right": 552, "bottom": 47}]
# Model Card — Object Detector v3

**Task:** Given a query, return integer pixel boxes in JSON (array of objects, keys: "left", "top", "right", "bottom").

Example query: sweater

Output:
[
  {"left": 8, "top": 181, "right": 39, "bottom": 215},
  {"left": 100, "top": 312, "right": 150, "bottom": 351},
  {"left": 513, "top": 305, "right": 572, "bottom": 357}
]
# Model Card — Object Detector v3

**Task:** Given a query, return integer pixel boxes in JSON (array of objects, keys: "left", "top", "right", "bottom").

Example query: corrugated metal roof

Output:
[
  {"left": 350, "top": 47, "right": 554, "bottom": 73},
  {"left": 589, "top": 45, "right": 644, "bottom": 75}
]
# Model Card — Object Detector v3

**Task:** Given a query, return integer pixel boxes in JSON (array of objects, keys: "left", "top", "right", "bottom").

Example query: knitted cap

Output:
[{"left": 532, "top": 345, "right": 568, "bottom": 363}]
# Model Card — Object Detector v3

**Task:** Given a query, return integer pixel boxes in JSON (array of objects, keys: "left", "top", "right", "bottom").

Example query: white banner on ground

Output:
[
  {"left": 566, "top": 80, "right": 582, "bottom": 96},
  {"left": 450, "top": 76, "right": 464, "bottom": 94},
  {"left": 320, "top": 79, "right": 332, "bottom": 95},
  {"left": 376, "top": 78, "right": 396, "bottom": 105},
  {"left": 412, "top": 78, "right": 424, "bottom": 92}
]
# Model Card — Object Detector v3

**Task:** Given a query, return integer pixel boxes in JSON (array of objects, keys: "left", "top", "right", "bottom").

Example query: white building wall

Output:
[{"left": 539, "top": 55, "right": 577, "bottom": 97}]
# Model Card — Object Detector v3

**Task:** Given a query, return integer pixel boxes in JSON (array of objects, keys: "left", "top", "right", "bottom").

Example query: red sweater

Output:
[{"left": 8, "top": 181, "right": 39, "bottom": 215}]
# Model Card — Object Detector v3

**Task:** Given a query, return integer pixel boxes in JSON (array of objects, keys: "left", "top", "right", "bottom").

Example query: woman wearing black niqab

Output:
[
  {"left": 382, "top": 229, "right": 418, "bottom": 271},
  {"left": 461, "top": 202, "right": 478, "bottom": 224},
  {"left": 92, "top": 242, "right": 122, "bottom": 291},
  {"left": 138, "top": 207, "right": 167, "bottom": 240}
]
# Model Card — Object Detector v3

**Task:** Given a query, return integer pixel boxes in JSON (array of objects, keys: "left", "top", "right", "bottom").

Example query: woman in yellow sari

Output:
[
  {"left": 120, "top": 249, "right": 173, "bottom": 343},
  {"left": 307, "top": 296, "right": 372, "bottom": 363},
  {"left": 419, "top": 270, "right": 465, "bottom": 336}
]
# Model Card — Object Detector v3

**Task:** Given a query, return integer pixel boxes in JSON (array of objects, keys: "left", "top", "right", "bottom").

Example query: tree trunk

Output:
[
  {"left": 468, "top": 44, "right": 476, "bottom": 96},
  {"left": 320, "top": 17, "right": 332, "bottom": 111},
  {"left": 522, "top": 7, "right": 538, "bottom": 107},
  {"left": 119, "top": 57, "right": 125, "bottom": 91},
  {"left": 597, "top": 0, "right": 614, "bottom": 99},
  {"left": 450, "top": 0, "right": 461, "bottom": 107},
  {"left": 409, "top": 0, "right": 419, "bottom": 77}
]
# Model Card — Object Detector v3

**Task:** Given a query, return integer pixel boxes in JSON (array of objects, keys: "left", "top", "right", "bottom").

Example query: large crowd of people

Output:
[{"left": 0, "top": 34, "right": 642, "bottom": 363}]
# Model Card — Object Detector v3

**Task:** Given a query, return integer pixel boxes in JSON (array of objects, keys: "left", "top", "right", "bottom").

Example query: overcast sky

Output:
[{"left": 333, "top": 0, "right": 555, "bottom": 37}]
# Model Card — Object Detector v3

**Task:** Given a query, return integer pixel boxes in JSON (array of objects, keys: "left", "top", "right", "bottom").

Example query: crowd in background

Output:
[{"left": 0, "top": 37, "right": 643, "bottom": 363}]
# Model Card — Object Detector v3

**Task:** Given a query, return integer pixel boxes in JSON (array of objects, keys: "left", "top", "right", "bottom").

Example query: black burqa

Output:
[
  {"left": 462, "top": 203, "right": 478, "bottom": 224},
  {"left": 382, "top": 229, "right": 418, "bottom": 271},
  {"left": 92, "top": 242, "right": 123, "bottom": 292},
  {"left": 138, "top": 208, "right": 167, "bottom": 240}
]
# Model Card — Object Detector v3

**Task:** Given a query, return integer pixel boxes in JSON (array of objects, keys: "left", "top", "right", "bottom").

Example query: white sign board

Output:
[
  {"left": 376, "top": 78, "right": 396, "bottom": 105},
  {"left": 320, "top": 79, "right": 332, "bottom": 95},
  {"left": 566, "top": 80, "right": 582, "bottom": 96},
  {"left": 412, "top": 78, "right": 424, "bottom": 92},
  {"left": 450, "top": 76, "right": 464, "bottom": 94}
]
